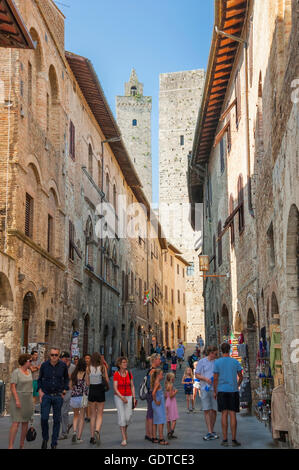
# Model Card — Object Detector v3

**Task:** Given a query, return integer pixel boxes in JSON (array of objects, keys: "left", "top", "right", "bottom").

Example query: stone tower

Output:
[
  {"left": 159, "top": 69, "right": 206, "bottom": 344},
  {"left": 116, "top": 69, "right": 152, "bottom": 202}
]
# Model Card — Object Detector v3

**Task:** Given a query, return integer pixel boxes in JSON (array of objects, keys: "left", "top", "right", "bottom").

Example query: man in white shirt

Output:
[{"left": 195, "top": 345, "right": 219, "bottom": 441}]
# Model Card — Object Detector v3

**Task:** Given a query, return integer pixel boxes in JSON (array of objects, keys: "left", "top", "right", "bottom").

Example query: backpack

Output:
[{"left": 139, "top": 369, "right": 150, "bottom": 400}]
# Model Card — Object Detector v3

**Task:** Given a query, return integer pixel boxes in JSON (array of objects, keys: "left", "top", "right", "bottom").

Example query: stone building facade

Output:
[
  {"left": 162, "top": 244, "right": 188, "bottom": 349},
  {"left": 188, "top": 0, "right": 299, "bottom": 448},
  {"left": 159, "top": 70, "right": 205, "bottom": 343},
  {"left": 116, "top": 69, "right": 152, "bottom": 202},
  {"left": 0, "top": 0, "right": 176, "bottom": 409}
]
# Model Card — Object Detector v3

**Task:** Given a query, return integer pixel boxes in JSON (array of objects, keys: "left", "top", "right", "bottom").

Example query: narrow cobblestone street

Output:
[{"left": 0, "top": 362, "right": 276, "bottom": 450}]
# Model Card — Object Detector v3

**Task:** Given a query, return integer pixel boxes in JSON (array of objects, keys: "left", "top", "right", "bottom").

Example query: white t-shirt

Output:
[
  {"left": 195, "top": 357, "right": 215, "bottom": 390},
  {"left": 89, "top": 366, "right": 103, "bottom": 385}
]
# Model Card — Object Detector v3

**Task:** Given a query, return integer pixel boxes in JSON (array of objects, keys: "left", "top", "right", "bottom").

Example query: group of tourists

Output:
[
  {"left": 8, "top": 348, "right": 136, "bottom": 449},
  {"left": 8, "top": 338, "right": 244, "bottom": 449}
]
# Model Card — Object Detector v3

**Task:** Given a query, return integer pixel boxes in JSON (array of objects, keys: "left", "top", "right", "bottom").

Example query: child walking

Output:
[
  {"left": 165, "top": 373, "right": 179, "bottom": 439},
  {"left": 170, "top": 351, "right": 177, "bottom": 377},
  {"left": 182, "top": 367, "right": 194, "bottom": 412},
  {"left": 151, "top": 369, "right": 169, "bottom": 445},
  {"left": 192, "top": 361, "right": 201, "bottom": 410}
]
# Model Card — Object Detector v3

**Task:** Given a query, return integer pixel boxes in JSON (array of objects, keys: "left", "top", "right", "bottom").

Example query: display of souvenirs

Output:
[
  {"left": 254, "top": 332, "right": 274, "bottom": 429},
  {"left": 229, "top": 333, "right": 242, "bottom": 365}
]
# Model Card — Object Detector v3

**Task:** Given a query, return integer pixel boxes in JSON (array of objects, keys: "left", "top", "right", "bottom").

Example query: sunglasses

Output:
[
  {"left": 50, "top": 354, "right": 59, "bottom": 357},
  {"left": 27, "top": 359, "right": 32, "bottom": 363}
]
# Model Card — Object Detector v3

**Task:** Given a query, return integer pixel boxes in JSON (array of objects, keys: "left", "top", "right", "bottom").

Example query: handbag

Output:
[
  {"left": 102, "top": 367, "right": 110, "bottom": 392},
  {"left": 132, "top": 397, "right": 137, "bottom": 410},
  {"left": 80, "top": 393, "right": 88, "bottom": 408},
  {"left": 26, "top": 425, "right": 37, "bottom": 442}
]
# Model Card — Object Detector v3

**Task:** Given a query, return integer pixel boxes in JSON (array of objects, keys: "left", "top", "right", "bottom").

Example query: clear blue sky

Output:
[{"left": 56, "top": 0, "right": 214, "bottom": 203}]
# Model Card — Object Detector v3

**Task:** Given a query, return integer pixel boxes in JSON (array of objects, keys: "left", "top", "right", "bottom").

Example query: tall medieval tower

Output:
[
  {"left": 159, "top": 70, "right": 206, "bottom": 344},
  {"left": 116, "top": 69, "right": 152, "bottom": 202}
]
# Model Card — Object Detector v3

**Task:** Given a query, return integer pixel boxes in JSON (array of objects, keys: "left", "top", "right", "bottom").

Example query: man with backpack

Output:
[{"left": 139, "top": 353, "right": 161, "bottom": 442}]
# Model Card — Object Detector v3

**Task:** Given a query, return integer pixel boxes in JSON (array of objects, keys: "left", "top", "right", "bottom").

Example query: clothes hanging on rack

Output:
[
  {"left": 271, "top": 384, "right": 289, "bottom": 439},
  {"left": 270, "top": 330, "right": 281, "bottom": 373}
]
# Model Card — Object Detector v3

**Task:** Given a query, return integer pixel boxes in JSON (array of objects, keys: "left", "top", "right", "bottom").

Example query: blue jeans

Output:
[{"left": 41, "top": 394, "right": 63, "bottom": 446}]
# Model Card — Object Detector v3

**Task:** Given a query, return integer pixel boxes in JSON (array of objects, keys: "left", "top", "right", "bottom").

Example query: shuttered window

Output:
[
  {"left": 69, "top": 120, "right": 75, "bottom": 160},
  {"left": 235, "top": 70, "right": 241, "bottom": 128},
  {"left": 220, "top": 138, "right": 225, "bottom": 174},
  {"left": 28, "top": 62, "right": 32, "bottom": 106},
  {"left": 218, "top": 221, "right": 223, "bottom": 266},
  {"left": 69, "top": 220, "right": 75, "bottom": 260},
  {"left": 25, "top": 193, "right": 33, "bottom": 238},
  {"left": 165, "top": 285, "right": 168, "bottom": 301},
  {"left": 229, "top": 195, "right": 235, "bottom": 246},
  {"left": 213, "top": 235, "right": 216, "bottom": 272},
  {"left": 238, "top": 175, "right": 245, "bottom": 233},
  {"left": 47, "top": 215, "right": 53, "bottom": 253}
]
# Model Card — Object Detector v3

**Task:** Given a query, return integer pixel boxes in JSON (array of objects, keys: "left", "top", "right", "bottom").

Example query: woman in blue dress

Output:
[{"left": 151, "top": 369, "right": 169, "bottom": 445}]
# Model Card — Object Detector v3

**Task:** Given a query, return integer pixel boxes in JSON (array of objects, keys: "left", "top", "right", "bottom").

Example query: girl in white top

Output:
[{"left": 87, "top": 352, "right": 109, "bottom": 446}]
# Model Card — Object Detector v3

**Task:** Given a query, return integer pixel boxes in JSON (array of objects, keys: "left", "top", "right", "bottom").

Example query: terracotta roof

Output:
[
  {"left": 0, "top": 0, "right": 35, "bottom": 49},
  {"left": 188, "top": 0, "right": 248, "bottom": 203}
]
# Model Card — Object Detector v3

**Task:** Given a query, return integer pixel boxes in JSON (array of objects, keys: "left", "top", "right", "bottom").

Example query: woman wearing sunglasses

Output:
[{"left": 8, "top": 354, "right": 34, "bottom": 449}]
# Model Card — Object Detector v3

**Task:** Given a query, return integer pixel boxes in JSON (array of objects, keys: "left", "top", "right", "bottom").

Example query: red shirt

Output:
[{"left": 113, "top": 371, "right": 133, "bottom": 396}]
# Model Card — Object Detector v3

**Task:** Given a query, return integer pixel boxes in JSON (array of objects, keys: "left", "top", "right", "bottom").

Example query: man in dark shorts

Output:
[{"left": 213, "top": 342, "right": 243, "bottom": 447}]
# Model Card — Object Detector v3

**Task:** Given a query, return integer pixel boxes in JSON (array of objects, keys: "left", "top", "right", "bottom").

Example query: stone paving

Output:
[{"left": 0, "top": 362, "right": 277, "bottom": 450}]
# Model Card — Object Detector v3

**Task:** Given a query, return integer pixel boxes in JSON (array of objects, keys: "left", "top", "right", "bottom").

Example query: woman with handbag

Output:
[
  {"left": 113, "top": 356, "right": 137, "bottom": 446},
  {"left": 70, "top": 358, "right": 89, "bottom": 444},
  {"left": 8, "top": 354, "right": 34, "bottom": 449},
  {"left": 87, "top": 352, "right": 109, "bottom": 446}
]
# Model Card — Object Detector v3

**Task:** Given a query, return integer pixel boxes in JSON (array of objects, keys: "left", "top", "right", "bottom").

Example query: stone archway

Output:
[
  {"left": 137, "top": 325, "right": 142, "bottom": 356},
  {"left": 22, "top": 292, "right": 37, "bottom": 351},
  {"left": 83, "top": 314, "right": 90, "bottom": 356},
  {"left": 165, "top": 322, "right": 169, "bottom": 347},
  {"left": 221, "top": 304, "right": 230, "bottom": 340},
  {"left": 171, "top": 322, "right": 174, "bottom": 349},
  {"left": 0, "top": 272, "right": 14, "bottom": 363},
  {"left": 103, "top": 324, "right": 109, "bottom": 359},
  {"left": 247, "top": 308, "right": 257, "bottom": 412},
  {"left": 111, "top": 327, "right": 117, "bottom": 363}
]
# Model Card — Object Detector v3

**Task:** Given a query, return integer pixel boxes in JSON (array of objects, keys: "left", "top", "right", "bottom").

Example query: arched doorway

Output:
[
  {"left": 137, "top": 326, "right": 142, "bottom": 357},
  {"left": 0, "top": 273, "right": 14, "bottom": 366},
  {"left": 111, "top": 327, "right": 117, "bottom": 363},
  {"left": 103, "top": 324, "right": 109, "bottom": 359},
  {"left": 177, "top": 319, "right": 181, "bottom": 342},
  {"left": 45, "top": 320, "right": 56, "bottom": 358},
  {"left": 165, "top": 322, "right": 169, "bottom": 347},
  {"left": 247, "top": 308, "right": 257, "bottom": 412},
  {"left": 22, "top": 292, "right": 36, "bottom": 351},
  {"left": 83, "top": 315, "right": 90, "bottom": 356},
  {"left": 129, "top": 322, "right": 135, "bottom": 358},
  {"left": 271, "top": 292, "right": 279, "bottom": 320},
  {"left": 221, "top": 304, "right": 230, "bottom": 340},
  {"left": 171, "top": 322, "right": 174, "bottom": 349}
]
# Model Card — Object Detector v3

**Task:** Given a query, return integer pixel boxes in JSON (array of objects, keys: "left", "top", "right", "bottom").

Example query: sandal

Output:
[
  {"left": 145, "top": 435, "right": 152, "bottom": 442},
  {"left": 167, "top": 432, "right": 172, "bottom": 439},
  {"left": 152, "top": 438, "right": 159, "bottom": 443},
  {"left": 158, "top": 439, "right": 169, "bottom": 445},
  {"left": 170, "top": 431, "right": 178, "bottom": 438}
]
